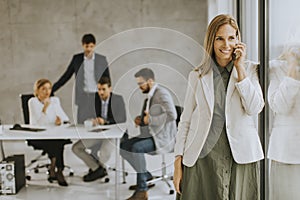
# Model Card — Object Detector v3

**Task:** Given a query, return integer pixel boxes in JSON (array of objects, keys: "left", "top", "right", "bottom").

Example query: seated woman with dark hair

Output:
[{"left": 28, "top": 78, "right": 69, "bottom": 186}]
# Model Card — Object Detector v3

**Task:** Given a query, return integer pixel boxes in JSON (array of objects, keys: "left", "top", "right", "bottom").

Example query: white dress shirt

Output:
[
  {"left": 83, "top": 53, "right": 97, "bottom": 93},
  {"left": 28, "top": 97, "right": 69, "bottom": 126},
  {"left": 101, "top": 98, "right": 109, "bottom": 120}
]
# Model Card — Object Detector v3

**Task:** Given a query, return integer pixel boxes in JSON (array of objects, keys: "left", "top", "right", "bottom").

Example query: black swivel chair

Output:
[
  {"left": 20, "top": 94, "right": 74, "bottom": 180},
  {"left": 145, "top": 105, "right": 183, "bottom": 195}
]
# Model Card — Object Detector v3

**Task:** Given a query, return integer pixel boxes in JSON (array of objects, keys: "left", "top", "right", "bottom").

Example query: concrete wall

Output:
[{"left": 0, "top": 0, "right": 208, "bottom": 124}]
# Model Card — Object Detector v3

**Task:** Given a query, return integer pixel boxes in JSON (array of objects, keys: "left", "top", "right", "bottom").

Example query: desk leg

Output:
[
  {"left": 0, "top": 140, "right": 5, "bottom": 161},
  {"left": 115, "top": 138, "right": 120, "bottom": 200}
]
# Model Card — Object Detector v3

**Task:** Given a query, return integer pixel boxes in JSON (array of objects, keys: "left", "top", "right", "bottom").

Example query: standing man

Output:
[
  {"left": 120, "top": 68, "right": 177, "bottom": 200},
  {"left": 52, "top": 33, "right": 110, "bottom": 124},
  {"left": 72, "top": 77, "right": 126, "bottom": 182}
]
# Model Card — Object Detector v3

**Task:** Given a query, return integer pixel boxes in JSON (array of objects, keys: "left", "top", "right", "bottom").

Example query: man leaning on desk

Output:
[{"left": 72, "top": 77, "right": 126, "bottom": 182}]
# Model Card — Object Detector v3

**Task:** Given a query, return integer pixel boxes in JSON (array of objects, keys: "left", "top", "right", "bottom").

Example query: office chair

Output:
[
  {"left": 20, "top": 94, "right": 74, "bottom": 180},
  {"left": 145, "top": 105, "right": 183, "bottom": 194},
  {"left": 126, "top": 105, "right": 183, "bottom": 195}
]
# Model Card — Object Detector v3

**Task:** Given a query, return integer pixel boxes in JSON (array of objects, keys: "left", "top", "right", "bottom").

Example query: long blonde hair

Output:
[
  {"left": 278, "top": 44, "right": 300, "bottom": 61},
  {"left": 196, "top": 14, "right": 241, "bottom": 76},
  {"left": 33, "top": 79, "right": 52, "bottom": 97}
]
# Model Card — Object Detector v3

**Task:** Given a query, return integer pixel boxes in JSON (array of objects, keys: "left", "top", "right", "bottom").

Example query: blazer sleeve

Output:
[
  {"left": 52, "top": 55, "right": 76, "bottom": 93},
  {"left": 109, "top": 94, "right": 126, "bottom": 124},
  {"left": 174, "top": 71, "right": 198, "bottom": 156},
  {"left": 235, "top": 63, "right": 265, "bottom": 115},
  {"left": 149, "top": 88, "right": 177, "bottom": 126},
  {"left": 268, "top": 60, "right": 300, "bottom": 114}
]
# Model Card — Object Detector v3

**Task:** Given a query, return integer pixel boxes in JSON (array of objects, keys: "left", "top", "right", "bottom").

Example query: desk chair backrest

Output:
[{"left": 20, "top": 94, "right": 34, "bottom": 124}]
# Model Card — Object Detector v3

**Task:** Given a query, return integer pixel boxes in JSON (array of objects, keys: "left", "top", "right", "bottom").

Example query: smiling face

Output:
[{"left": 213, "top": 24, "right": 238, "bottom": 67}]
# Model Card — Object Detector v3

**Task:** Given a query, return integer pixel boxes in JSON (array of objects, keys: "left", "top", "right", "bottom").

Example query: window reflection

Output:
[{"left": 268, "top": 45, "right": 300, "bottom": 200}]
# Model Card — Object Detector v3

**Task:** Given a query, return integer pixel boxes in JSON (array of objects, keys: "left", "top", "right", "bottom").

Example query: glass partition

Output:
[{"left": 267, "top": 1, "right": 300, "bottom": 200}]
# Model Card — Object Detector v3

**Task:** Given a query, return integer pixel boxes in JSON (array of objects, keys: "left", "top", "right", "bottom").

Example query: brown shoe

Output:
[{"left": 126, "top": 190, "right": 148, "bottom": 200}]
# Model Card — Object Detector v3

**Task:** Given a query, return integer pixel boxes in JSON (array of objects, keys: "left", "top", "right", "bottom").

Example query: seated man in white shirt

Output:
[{"left": 72, "top": 77, "right": 126, "bottom": 182}]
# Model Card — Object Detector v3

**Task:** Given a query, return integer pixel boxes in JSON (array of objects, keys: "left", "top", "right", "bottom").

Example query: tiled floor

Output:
[{"left": 1, "top": 141, "right": 176, "bottom": 200}]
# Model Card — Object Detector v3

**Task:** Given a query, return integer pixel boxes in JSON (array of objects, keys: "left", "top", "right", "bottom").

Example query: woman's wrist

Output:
[
  {"left": 174, "top": 156, "right": 182, "bottom": 166},
  {"left": 236, "top": 64, "right": 247, "bottom": 81}
]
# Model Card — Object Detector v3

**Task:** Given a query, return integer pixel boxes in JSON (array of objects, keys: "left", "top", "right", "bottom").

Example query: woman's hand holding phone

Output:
[
  {"left": 233, "top": 42, "right": 247, "bottom": 81},
  {"left": 233, "top": 43, "right": 246, "bottom": 62}
]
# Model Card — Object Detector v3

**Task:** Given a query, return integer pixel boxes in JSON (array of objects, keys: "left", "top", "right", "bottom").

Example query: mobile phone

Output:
[
  {"left": 232, "top": 48, "right": 237, "bottom": 60},
  {"left": 232, "top": 38, "right": 239, "bottom": 60}
]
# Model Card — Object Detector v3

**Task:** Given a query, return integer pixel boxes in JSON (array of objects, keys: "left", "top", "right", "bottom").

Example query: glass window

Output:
[{"left": 268, "top": 1, "right": 300, "bottom": 200}]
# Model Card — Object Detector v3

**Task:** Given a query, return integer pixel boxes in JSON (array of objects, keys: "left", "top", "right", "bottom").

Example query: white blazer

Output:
[
  {"left": 267, "top": 60, "right": 300, "bottom": 164},
  {"left": 174, "top": 61, "right": 265, "bottom": 167}
]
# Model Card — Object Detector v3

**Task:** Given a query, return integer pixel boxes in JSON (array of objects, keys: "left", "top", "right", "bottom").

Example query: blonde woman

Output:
[
  {"left": 268, "top": 45, "right": 300, "bottom": 200},
  {"left": 173, "top": 14, "right": 264, "bottom": 200},
  {"left": 28, "top": 78, "right": 69, "bottom": 186}
]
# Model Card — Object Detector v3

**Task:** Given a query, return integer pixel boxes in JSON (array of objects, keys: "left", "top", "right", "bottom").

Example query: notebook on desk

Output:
[{"left": 9, "top": 124, "right": 46, "bottom": 132}]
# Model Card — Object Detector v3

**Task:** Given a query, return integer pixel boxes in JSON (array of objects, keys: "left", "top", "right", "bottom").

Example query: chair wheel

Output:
[
  {"left": 169, "top": 190, "right": 174, "bottom": 195},
  {"left": 26, "top": 175, "right": 31, "bottom": 180},
  {"left": 104, "top": 177, "right": 109, "bottom": 183},
  {"left": 69, "top": 172, "right": 74, "bottom": 176},
  {"left": 122, "top": 181, "right": 126, "bottom": 184},
  {"left": 34, "top": 169, "right": 39, "bottom": 173}
]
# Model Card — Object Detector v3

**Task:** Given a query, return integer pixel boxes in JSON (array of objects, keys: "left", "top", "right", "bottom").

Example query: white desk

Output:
[{"left": 0, "top": 123, "right": 126, "bottom": 200}]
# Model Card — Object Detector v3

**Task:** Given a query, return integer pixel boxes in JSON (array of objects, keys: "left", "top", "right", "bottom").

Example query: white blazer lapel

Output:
[{"left": 201, "top": 69, "right": 214, "bottom": 114}]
